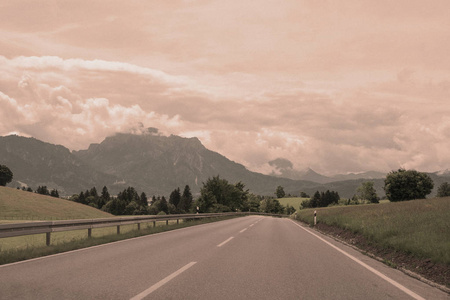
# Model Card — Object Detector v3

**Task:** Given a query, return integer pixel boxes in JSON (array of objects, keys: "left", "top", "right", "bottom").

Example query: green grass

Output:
[
  {"left": 0, "top": 186, "right": 113, "bottom": 222},
  {"left": 277, "top": 197, "right": 309, "bottom": 210},
  {"left": 295, "top": 197, "right": 450, "bottom": 264}
]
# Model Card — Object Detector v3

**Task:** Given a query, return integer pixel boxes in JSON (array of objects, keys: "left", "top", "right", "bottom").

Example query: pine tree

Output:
[{"left": 169, "top": 188, "right": 181, "bottom": 209}]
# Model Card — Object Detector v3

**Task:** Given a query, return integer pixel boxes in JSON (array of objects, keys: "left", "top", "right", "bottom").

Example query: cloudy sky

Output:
[{"left": 1, "top": 0, "right": 449, "bottom": 176}]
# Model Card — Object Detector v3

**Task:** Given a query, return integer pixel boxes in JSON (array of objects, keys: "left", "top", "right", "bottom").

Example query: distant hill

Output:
[
  {"left": 0, "top": 135, "right": 117, "bottom": 195},
  {"left": 73, "top": 132, "right": 319, "bottom": 196},
  {"left": 1, "top": 133, "right": 449, "bottom": 199},
  {"left": 0, "top": 186, "right": 113, "bottom": 221}
]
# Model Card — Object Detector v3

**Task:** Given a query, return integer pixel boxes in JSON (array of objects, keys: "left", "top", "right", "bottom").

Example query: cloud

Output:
[{"left": 1, "top": 1, "right": 450, "bottom": 176}]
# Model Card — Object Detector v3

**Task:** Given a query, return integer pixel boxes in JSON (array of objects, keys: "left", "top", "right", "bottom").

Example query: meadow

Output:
[
  {"left": 295, "top": 197, "right": 450, "bottom": 265},
  {"left": 0, "top": 186, "right": 112, "bottom": 221},
  {"left": 277, "top": 197, "right": 309, "bottom": 209}
]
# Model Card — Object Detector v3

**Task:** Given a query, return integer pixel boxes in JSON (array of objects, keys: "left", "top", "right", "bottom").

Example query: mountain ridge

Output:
[{"left": 1, "top": 133, "right": 449, "bottom": 198}]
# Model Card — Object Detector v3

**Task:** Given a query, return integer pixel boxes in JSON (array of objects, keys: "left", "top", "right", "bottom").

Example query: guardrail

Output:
[{"left": 0, "top": 212, "right": 283, "bottom": 246}]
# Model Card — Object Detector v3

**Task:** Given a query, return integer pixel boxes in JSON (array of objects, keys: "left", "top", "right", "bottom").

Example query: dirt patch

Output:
[{"left": 313, "top": 223, "right": 450, "bottom": 292}]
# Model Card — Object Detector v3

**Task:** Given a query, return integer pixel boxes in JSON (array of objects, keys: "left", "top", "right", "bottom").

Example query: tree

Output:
[
  {"left": 300, "top": 192, "right": 310, "bottom": 198},
  {"left": 384, "top": 169, "right": 434, "bottom": 202},
  {"left": 178, "top": 185, "right": 193, "bottom": 212},
  {"left": 139, "top": 192, "right": 148, "bottom": 207},
  {"left": 50, "top": 189, "right": 59, "bottom": 198},
  {"left": 275, "top": 186, "right": 285, "bottom": 198},
  {"left": 199, "top": 176, "right": 247, "bottom": 212},
  {"left": 36, "top": 186, "right": 50, "bottom": 195},
  {"left": 437, "top": 182, "right": 450, "bottom": 197},
  {"left": 310, "top": 191, "right": 321, "bottom": 208},
  {"left": 169, "top": 188, "right": 181, "bottom": 210},
  {"left": 356, "top": 181, "right": 379, "bottom": 203},
  {"left": 0, "top": 165, "right": 13, "bottom": 186},
  {"left": 99, "top": 186, "right": 110, "bottom": 209}
]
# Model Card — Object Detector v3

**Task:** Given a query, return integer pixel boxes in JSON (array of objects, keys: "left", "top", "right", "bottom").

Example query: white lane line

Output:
[
  {"left": 217, "top": 236, "right": 234, "bottom": 247},
  {"left": 239, "top": 228, "right": 248, "bottom": 233},
  {"left": 130, "top": 261, "right": 197, "bottom": 300},
  {"left": 249, "top": 224, "right": 255, "bottom": 227},
  {"left": 289, "top": 220, "right": 425, "bottom": 300}
]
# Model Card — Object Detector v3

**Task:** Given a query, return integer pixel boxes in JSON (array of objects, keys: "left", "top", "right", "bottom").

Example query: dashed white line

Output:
[
  {"left": 130, "top": 261, "right": 197, "bottom": 300},
  {"left": 249, "top": 224, "right": 254, "bottom": 227},
  {"left": 289, "top": 220, "right": 425, "bottom": 300},
  {"left": 239, "top": 228, "right": 248, "bottom": 233},
  {"left": 217, "top": 236, "right": 234, "bottom": 247}
]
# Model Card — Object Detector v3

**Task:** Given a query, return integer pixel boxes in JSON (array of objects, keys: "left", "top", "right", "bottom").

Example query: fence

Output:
[{"left": 0, "top": 212, "right": 283, "bottom": 246}]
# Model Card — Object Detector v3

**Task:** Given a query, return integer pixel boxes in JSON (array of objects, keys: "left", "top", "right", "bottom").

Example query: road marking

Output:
[
  {"left": 239, "top": 228, "right": 248, "bottom": 233},
  {"left": 249, "top": 224, "right": 254, "bottom": 227},
  {"left": 0, "top": 217, "right": 246, "bottom": 269},
  {"left": 130, "top": 261, "right": 197, "bottom": 300},
  {"left": 217, "top": 236, "right": 234, "bottom": 247},
  {"left": 289, "top": 220, "right": 425, "bottom": 300}
]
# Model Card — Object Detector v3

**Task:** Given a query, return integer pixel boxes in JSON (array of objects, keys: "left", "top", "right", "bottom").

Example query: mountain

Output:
[
  {"left": 0, "top": 135, "right": 117, "bottom": 195},
  {"left": 269, "top": 164, "right": 385, "bottom": 184},
  {"left": 331, "top": 171, "right": 386, "bottom": 181},
  {"left": 2, "top": 133, "right": 448, "bottom": 199},
  {"left": 73, "top": 132, "right": 318, "bottom": 196}
]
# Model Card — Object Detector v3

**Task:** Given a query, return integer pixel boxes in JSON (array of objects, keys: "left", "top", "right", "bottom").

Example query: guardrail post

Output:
[
  {"left": 88, "top": 228, "right": 92, "bottom": 238},
  {"left": 177, "top": 219, "right": 179, "bottom": 224},
  {"left": 153, "top": 221, "right": 156, "bottom": 227},
  {"left": 314, "top": 210, "right": 317, "bottom": 226},
  {"left": 166, "top": 220, "right": 169, "bottom": 226},
  {"left": 117, "top": 225, "right": 120, "bottom": 235},
  {"left": 46, "top": 232, "right": 51, "bottom": 246},
  {"left": 137, "top": 223, "right": 141, "bottom": 230}
]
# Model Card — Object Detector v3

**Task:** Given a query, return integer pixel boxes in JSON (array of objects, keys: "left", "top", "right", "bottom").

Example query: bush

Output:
[{"left": 384, "top": 169, "right": 434, "bottom": 202}]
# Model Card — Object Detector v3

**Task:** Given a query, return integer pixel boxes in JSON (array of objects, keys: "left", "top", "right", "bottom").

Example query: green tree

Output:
[
  {"left": 384, "top": 169, "right": 434, "bottom": 202},
  {"left": 196, "top": 190, "right": 217, "bottom": 213},
  {"left": 275, "top": 186, "right": 285, "bottom": 198},
  {"left": 169, "top": 188, "right": 181, "bottom": 210},
  {"left": 310, "top": 191, "right": 321, "bottom": 208},
  {"left": 0, "top": 165, "right": 13, "bottom": 186},
  {"left": 437, "top": 182, "right": 450, "bottom": 197},
  {"left": 36, "top": 186, "right": 50, "bottom": 195},
  {"left": 99, "top": 186, "right": 110, "bottom": 209},
  {"left": 139, "top": 192, "right": 148, "bottom": 207},
  {"left": 199, "top": 176, "right": 247, "bottom": 212},
  {"left": 50, "top": 189, "right": 59, "bottom": 198},
  {"left": 178, "top": 185, "right": 193, "bottom": 212},
  {"left": 356, "top": 181, "right": 379, "bottom": 203}
]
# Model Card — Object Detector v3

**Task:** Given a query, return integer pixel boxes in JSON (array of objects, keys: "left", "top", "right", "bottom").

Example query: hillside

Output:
[
  {"left": 73, "top": 132, "right": 319, "bottom": 196},
  {"left": 0, "top": 187, "right": 113, "bottom": 222},
  {"left": 2, "top": 133, "right": 449, "bottom": 198},
  {"left": 0, "top": 135, "right": 117, "bottom": 195}
]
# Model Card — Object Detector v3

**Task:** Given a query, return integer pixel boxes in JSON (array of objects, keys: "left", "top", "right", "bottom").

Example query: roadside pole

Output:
[{"left": 314, "top": 210, "right": 317, "bottom": 226}]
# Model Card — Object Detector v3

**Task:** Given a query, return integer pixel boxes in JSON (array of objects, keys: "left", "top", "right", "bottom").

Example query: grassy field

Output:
[
  {"left": 277, "top": 197, "right": 309, "bottom": 210},
  {"left": 295, "top": 197, "right": 450, "bottom": 264},
  {"left": 0, "top": 186, "right": 113, "bottom": 221}
]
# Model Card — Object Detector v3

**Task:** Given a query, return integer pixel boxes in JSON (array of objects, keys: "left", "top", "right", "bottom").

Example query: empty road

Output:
[{"left": 0, "top": 216, "right": 447, "bottom": 299}]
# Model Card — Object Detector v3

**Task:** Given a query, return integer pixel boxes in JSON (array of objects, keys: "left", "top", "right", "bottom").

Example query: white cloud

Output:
[{"left": 1, "top": 0, "right": 450, "bottom": 176}]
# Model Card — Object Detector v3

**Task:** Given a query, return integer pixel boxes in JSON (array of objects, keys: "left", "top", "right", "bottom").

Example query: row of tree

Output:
[
  {"left": 68, "top": 176, "right": 296, "bottom": 216},
  {"left": 300, "top": 190, "right": 341, "bottom": 209}
]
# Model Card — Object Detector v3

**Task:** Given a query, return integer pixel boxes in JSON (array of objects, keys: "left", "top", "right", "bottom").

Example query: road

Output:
[{"left": 0, "top": 216, "right": 447, "bottom": 299}]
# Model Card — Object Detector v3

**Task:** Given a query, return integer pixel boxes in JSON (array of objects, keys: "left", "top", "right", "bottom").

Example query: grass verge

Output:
[
  {"left": 294, "top": 197, "right": 450, "bottom": 288},
  {"left": 295, "top": 197, "right": 450, "bottom": 264},
  {"left": 0, "top": 216, "right": 238, "bottom": 265}
]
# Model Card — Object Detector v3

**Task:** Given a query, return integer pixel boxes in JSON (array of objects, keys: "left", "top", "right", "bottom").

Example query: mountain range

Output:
[{"left": 1, "top": 133, "right": 449, "bottom": 199}]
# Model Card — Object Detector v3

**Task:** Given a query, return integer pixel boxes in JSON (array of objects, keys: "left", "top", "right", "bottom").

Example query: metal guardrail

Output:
[{"left": 0, "top": 212, "right": 283, "bottom": 246}]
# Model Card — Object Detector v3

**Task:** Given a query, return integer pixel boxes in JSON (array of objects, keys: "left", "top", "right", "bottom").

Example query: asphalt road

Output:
[{"left": 0, "top": 216, "right": 447, "bottom": 299}]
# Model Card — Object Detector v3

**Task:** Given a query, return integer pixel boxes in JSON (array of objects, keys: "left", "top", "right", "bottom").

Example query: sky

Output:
[{"left": 1, "top": 0, "right": 449, "bottom": 176}]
